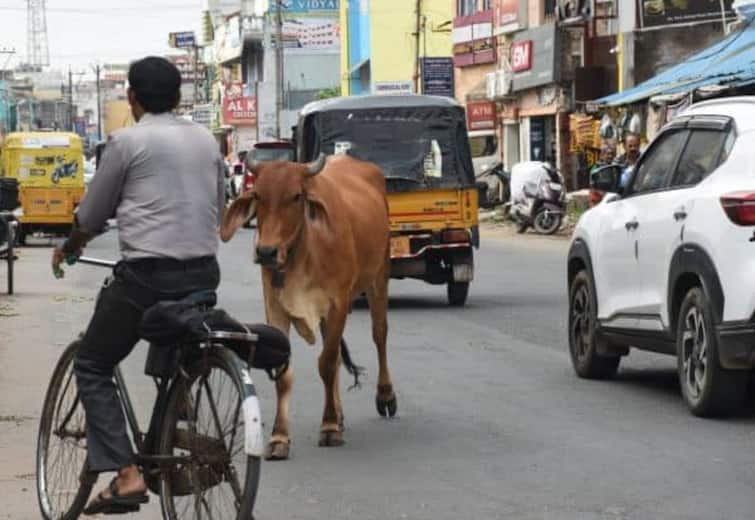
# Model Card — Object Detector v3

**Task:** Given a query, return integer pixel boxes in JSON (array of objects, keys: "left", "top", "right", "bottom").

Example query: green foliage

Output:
[{"left": 315, "top": 87, "right": 341, "bottom": 100}]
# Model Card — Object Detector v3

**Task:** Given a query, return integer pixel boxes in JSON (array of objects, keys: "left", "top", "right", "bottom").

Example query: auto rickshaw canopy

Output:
[{"left": 295, "top": 95, "right": 476, "bottom": 192}]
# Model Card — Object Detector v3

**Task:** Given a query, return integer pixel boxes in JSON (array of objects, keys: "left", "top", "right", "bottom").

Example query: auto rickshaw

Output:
[
  {"left": 0, "top": 132, "right": 84, "bottom": 244},
  {"left": 294, "top": 95, "right": 481, "bottom": 306}
]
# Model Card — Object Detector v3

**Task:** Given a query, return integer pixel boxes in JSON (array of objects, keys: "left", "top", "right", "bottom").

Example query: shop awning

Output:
[
  {"left": 349, "top": 58, "right": 370, "bottom": 76},
  {"left": 595, "top": 17, "right": 755, "bottom": 107}
]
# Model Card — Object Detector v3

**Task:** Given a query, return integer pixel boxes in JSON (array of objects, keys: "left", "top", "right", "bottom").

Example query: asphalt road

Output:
[{"left": 2, "top": 228, "right": 755, "bottom": 519}]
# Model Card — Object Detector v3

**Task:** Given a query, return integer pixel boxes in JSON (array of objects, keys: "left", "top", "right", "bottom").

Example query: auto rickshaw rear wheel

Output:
[
  {"left": 447, "top": 282, "right": 469, "bottom": 307},
  {"left": 15, "top": 225, "right": 26, "bottom": 246}
]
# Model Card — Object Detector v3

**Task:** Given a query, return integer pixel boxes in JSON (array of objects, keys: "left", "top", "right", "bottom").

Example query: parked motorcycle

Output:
[
  {"left": 476, "top": 161, "right": 511, "bottom": 209},
  {"left": 509, "top": 161, "right": 566, "bottom": 235}
]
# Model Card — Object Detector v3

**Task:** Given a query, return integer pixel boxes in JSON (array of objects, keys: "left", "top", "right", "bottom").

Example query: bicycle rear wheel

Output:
[
  {"left": 37, "top": 340, "right": 94, "bottom": 520},
  {"left": 159, "top": 346, "right": 261, "bottom": 519}
]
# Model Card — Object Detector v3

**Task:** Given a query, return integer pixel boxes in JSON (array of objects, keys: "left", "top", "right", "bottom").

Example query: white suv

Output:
[{"left": 568, "top": 97, "right": 755, "bottom": 417}]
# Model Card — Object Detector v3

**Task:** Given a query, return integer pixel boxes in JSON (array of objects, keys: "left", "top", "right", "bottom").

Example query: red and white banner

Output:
[
  {"left": 511, "top": 40, "right": 533, "bottom": 72},
  {"left": 467, "top": 101, "right": 496, "bottom": 131},
  {"left": 222, "top": 82, "right": 257, "bottom": 126}
]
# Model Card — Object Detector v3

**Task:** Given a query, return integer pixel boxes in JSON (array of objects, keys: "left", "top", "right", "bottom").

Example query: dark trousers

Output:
[{"left": 74, "top": 256, "right": 220, "bottom": 473}]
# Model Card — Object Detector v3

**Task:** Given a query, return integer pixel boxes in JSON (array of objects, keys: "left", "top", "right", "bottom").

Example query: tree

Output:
[{"left": 315, "top": 86, "right": 341, "bottom": 100}]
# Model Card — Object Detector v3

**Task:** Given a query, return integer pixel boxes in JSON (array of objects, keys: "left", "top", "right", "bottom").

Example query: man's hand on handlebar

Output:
[{"left": 52, "top": 246, "right": 81, "bottom": 279}]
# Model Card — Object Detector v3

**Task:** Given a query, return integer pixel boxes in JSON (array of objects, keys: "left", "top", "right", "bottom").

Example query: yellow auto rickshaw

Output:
[
  {"left": 0, "top": 132, "right": 84, "bottom": 244},
  {"left": 294, "top": 95, "right": 481, "bottom": 306}
]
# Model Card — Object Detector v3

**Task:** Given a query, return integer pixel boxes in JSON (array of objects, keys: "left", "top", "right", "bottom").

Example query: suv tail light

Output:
[
  {"left": 720, "top": 192, "right": 755, "bottom": 226},
  {"left": 442, "top": 229, "right": 470, "bottom": 243}
]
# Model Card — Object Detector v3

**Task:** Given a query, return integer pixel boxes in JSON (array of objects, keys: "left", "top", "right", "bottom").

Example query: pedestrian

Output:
[
  {"left": 588, "top": 139, "right": 617, "bottom": 206},
  {"left": 616, "top": 132, "right": 641, "bottom": 188},
  {"left": 51, "top": 56, "right": 225, "bottom": 515}
]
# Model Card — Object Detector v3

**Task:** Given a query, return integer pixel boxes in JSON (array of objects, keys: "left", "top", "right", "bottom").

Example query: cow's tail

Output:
[{"left": 340, "top": 338, "right": 365, "bottom": 391}]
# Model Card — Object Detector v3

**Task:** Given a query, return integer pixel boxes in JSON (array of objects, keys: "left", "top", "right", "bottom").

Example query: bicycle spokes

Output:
[{"left": 168, "top": 366, "right": 248, "bottom": 518}]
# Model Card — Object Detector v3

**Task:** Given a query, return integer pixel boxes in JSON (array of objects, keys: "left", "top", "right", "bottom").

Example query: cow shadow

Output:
[{"left": 351, "top": 295, "right": 508, "bottom": 311}]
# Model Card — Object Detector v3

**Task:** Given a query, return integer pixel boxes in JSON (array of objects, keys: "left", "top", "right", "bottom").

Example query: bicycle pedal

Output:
[{"left": 105, "top": 503, "right": 143, "bottom": 515}]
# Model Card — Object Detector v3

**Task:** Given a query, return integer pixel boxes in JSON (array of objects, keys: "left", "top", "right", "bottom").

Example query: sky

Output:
[{"left": 0, "top": 1, "right": 203, "bottom": 71}]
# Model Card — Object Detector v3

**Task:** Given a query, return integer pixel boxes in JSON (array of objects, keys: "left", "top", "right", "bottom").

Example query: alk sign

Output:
[
  {"left": 511, "top": 40, "right": 532, "bottom": 72},
  {"left": 223, "top": 83, "right": 257, "bottom": 125}
]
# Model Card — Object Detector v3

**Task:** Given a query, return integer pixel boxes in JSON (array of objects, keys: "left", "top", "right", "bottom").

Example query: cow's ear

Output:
[{"left": 220, "top": 191, "right": 257, "bottom": 242}]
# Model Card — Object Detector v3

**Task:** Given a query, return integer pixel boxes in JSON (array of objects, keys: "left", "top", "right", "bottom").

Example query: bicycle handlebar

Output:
[{"left": 77, "top": 256, "right": 117, "bottom": 268}]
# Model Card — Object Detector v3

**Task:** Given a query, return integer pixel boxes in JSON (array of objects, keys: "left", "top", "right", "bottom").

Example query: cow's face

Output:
[
  {"left": 252, "top": 161, "right": 309, "bottom": 268},
  {"left": 221, "top": 154, "right": 327, "bottom": 270}
]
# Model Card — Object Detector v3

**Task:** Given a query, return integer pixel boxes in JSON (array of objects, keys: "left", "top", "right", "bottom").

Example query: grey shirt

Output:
[{"left": 77, "top": 113, "right": 225, "bottom": 261}]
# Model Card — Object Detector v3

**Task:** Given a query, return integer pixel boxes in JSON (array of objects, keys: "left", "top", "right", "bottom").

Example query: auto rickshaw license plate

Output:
[{"left": 390, "top": 236, "right": 410, "bottom": 257}]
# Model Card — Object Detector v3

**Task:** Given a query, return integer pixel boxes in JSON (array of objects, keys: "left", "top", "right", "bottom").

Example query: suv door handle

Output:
[
  {"left": 674, "top": 208, "right": 688, "bottom": 221},
  {"left": 625, "top": 219, "right": 639, "bottom": 231}
]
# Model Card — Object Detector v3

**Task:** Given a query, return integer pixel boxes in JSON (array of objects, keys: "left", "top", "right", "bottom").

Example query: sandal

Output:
[{"left": 83, "top": 476, "right": 149, "bottom": 515}]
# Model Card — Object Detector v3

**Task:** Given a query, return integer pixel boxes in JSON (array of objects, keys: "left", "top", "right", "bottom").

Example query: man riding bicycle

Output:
[{"left": 51, "top": 57, "right": 226, "bottom": 515}]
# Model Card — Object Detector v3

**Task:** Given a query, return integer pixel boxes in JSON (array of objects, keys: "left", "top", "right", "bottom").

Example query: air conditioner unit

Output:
[
  {"left": 496, "top": 69, "right": 511, "bottom": 97},
  {"left": 486, "top": 72, "right": 496, "bottom": 100}
]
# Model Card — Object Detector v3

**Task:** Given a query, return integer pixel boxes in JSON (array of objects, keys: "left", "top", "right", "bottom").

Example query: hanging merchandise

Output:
[{"left": 599, "top": 114, "right": 617, "bottom": 140}]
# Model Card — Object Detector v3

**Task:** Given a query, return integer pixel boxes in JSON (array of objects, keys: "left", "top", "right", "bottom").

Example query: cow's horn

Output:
[
  {"left": 246, "top": 156, "right": 261, "bottom": 173},
  {"left": 306, "top": 153, "right": 327, "bottom": 177}
]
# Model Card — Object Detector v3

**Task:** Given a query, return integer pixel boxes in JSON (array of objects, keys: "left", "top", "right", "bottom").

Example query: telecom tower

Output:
[{"left": 26, "top": 0, "right": 50, "bottom": 68}]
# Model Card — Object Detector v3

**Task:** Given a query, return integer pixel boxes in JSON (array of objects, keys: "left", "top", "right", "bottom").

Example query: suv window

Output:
[
  {"left": 670, "top": 129, "right": 731, "bottom": 187},
  {"left": 630, "top": 130, "right": 688, "bottom": 195}
]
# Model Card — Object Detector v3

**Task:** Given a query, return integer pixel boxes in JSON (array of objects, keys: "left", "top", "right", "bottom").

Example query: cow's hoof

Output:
[
  {"left": 318, "top": 430, "right": 345, "bottom": 447},
  {"left": 265, "top": 440, "right": 290, "bottom": 461},
  {"left": 376, "top": 394, "right": 398, "bottom": 418}
]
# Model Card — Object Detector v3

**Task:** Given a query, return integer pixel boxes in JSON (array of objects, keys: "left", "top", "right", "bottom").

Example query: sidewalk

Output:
[{"left": 0, "top": 244, "right": 97, "bottom": 518}]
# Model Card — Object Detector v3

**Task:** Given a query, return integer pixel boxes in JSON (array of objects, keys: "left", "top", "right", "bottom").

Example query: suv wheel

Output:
[
  {"left": 676, "top": 287, "right": 748, "bottom": 417},
  {"left": 569, "top": 271, "right": 621, "bottom": 379}
]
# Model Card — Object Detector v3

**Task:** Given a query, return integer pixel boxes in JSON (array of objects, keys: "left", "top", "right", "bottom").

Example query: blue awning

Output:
[{"left": 595, "top": 17, "right": 755, "bottom": 107}]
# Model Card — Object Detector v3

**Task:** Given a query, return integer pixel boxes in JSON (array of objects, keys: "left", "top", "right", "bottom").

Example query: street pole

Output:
[
  {"left": 68, "top": 68, "right": 74, "bottom": 131},
  {"left": 720, "top": 0, "right": 729, "bottom": 34},
  {"left": 94, "top": 64, "right": 101, "bottom": 141},
  {"left": 193, "top": 44, "right": 200, "bottom": 107},
  {"left": 414, "top": 0, "right": 421, "bottom": 93},
  {"left": 275, "top": 0, "right": 284, "bottom": 139}
]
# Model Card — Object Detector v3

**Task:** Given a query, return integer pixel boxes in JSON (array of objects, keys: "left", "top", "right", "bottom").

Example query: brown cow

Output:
[{"left": 220, "top": 153, "right": 397, "bottom": 460}]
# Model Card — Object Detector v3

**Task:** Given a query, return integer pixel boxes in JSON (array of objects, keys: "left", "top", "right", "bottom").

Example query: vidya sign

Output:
[
  {"left": 639, "top": 0, "right": 735, "bottom": 28},
  {"left": 283, "top": 0, "right": 338, "bottom": 13},
  {"left": 222, "top": 83, "right": 257, "bottom": 125}
]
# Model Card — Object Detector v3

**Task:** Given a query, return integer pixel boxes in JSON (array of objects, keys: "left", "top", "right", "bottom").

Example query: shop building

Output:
[{"left": 340, "top": 0, "right": 454, "bottom": 97}]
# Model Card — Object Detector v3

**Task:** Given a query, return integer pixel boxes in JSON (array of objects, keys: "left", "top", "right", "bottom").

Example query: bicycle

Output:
[{"left": 36, "top": 256, "right": 291, "bottom": 519}]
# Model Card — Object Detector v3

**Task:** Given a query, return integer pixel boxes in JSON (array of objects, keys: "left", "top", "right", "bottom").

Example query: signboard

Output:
[
  {"left": 421, "top": 57, "right": 455, "bottom": 97},
  {"left": 511, "top": 41, "right": 532, "bottom": 72},
  {"left": 453, "top": 10, "right": 496, "bottom": 67},
  {"left": 215, "top": 15, "right": 242, "bottom": 63},
  {"left": 512, "top": 23, "right": 559, "bottom": 92},
  {"left": 282, "top": 0, "right": 339, "bottom": 13},
  {"left": 467, "top": 101, "right": 496, "bottom": 131},
  {"left": 192, "top": 104, "right": 214, "bottom": 128},
  {"left": 639, "top": 0, "right": 734, "bottom": 28},
  {"left": 498, "top": 0, "right": 519, "bottom": 27},
  {"left": 556, "top": 0, "right": 593, "bottom": 25},
  {"left": 373, "top": 81, "right": 414, "bottom": 96},
  {"left": 169, "top": 31, "right": 196, "bottom": 49},
  {"left": 223, "top": 83, "right": 257, "bottom": 125}
]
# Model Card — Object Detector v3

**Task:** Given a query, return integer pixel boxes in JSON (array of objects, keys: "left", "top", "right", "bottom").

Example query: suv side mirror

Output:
[{"left": 591, "top": 164, "right": 623, "bottom": 193}]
